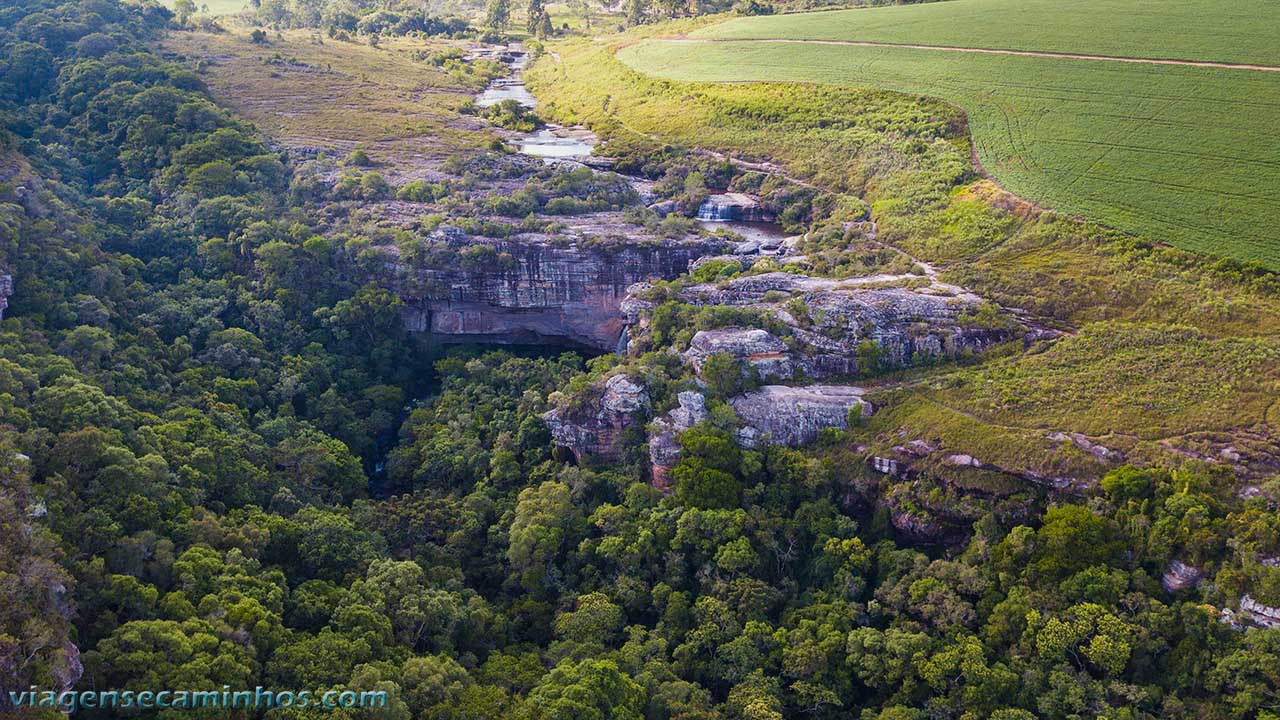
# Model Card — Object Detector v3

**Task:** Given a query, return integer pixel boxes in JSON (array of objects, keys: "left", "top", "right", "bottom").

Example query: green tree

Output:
[
  {"left": 485, "top": 0, "right": 512, "bottom": 30},
  {"left": 508, "top": 481, "right": 577, "bottom": 591},
  {"left": 173, "top": 0, "right": 197, "bottom": 24},
  {"left": 522, "top": 659, "right": 644, "bottom": 720},
  {"left": 673, "top": 424, "right": 742, "bottom": 509}
]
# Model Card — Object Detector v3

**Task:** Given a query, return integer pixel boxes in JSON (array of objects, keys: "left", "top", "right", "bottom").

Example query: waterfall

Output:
[
  {"left": 615, "top": 325, "right": 630, "bottom": 356},
  {"left": 697, "top": 200, "right": 738, "bottom": 222}
]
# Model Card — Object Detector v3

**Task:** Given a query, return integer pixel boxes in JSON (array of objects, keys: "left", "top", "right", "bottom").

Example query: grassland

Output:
[
  {"left": 162, "top": 28, "right": 490, "bottom": 179},
  {"left": 618, "top": 38, "right": 1280, "bottom": 268},
  {"left": 161, "top": 0, "right": 250, "bottom": 16},
  {"left": 695, "top": 0, "right": 1280, "bottom": 67}
]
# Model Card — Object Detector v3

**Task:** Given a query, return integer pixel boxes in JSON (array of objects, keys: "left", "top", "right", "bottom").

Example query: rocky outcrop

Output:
[
  {"left": 543, "top": 374, "right": 649, "bottom": 464},
  {"left": 1237, "top": 595, "right": 1280, "bottom": 629},
  {"left": 696, "top": 193, "right": 774, "bottom": 223},
  {"left": 731, "top": 385, "right": 871, "bottom": 449},
  {"left": 0, "top": 272, "right": 11, "bottom": 320},
  {"left": 648, "top": 391, "right": 710, "bottom": 491},
  {"left": 683, "top": 328, "right": 794, "bottom": 381},
  {"left": 673, "top": 272, "right": 1047, "bottom": 378},
  {"left": 397, "top": 231, "right": 723, "bottom": 351},
  {"left": 869, "top": 440, "right": 1085, "bottom": 491},
  {"left": 1161, "top": 560, "right": 1204, "bottom": 593}
]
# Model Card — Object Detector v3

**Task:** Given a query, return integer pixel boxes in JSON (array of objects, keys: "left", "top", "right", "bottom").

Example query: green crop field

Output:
[
  {"left": 695, "top": 0, "right": 1280, "bottom": 66},
  {"left": 620, "top": 18, "right": 1280, "bottom": 267}
]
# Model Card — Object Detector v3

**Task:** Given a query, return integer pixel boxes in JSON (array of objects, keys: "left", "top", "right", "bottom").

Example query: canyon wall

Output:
[{"left": 396, "top": 234, "right": 720, "bottom": 350}]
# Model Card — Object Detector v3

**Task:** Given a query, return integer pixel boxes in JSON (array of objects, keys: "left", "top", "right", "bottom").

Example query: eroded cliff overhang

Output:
[{"left": 395, "top": 231, "right": 725, "bottom": 350}]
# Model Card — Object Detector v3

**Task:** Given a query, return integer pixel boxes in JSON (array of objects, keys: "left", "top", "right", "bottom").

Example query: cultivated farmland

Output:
[
  {"left": 620, "top": 22, "right": 1280, "bottom": 267},
  {"left": 695, "top": 0, "right": 1280, "bottom": 67}
]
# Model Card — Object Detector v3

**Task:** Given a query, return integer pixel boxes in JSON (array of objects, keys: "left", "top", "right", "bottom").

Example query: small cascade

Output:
[
  {"left": 697, "top": 200, "right": 738, "bottom": 222},
  {"left": 696, "top": 193, "right": 772, "bottom": 223},
  {"left": 615, "top": 325, "right": 630, "bottom": 356}
]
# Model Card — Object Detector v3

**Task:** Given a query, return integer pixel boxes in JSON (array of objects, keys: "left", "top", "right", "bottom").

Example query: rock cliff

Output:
[
  {"left": 672, "top": 272, "right": 1046, "bottom": 378},
  {"left": 0, "top": 272, "right": 11, "bottom": 320},
  {"left": 396, "top": 230, "right": 723, "bottom": 351},
  {"left": 543, "top": 373, "right": 649, "bottom": 464},
  {"left": 731, "top": 385, "right": 871, "bottom": 449},
  {"left": 648, "top": 391, "right": 710, "bottom": 490}
]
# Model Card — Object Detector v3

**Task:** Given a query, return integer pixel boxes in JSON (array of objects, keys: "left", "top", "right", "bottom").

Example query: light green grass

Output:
[
  {"left": 161, "top": 0, "right": 249, "bottom": 16},
  {"left": 619, "top": 39, "right": 1280, "bottom": 268},
  {"left": 695, "top": 0, "right": 1280, "bottom": 67}
]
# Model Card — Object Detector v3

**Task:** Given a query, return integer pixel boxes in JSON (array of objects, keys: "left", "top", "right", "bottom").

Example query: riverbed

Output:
[{"left": 475, "top": 46, "right": 788, "bottom": 241}]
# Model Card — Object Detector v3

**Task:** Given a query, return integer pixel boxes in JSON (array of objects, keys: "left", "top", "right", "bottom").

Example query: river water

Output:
[{"left": 474, "top": 46, "right": 787, "bottom": 239}]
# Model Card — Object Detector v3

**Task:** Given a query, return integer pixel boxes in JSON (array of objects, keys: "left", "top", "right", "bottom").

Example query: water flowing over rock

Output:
[
  {"left": 396, "top": 233, "right": 723, "bottom": 350},
  {"left": 730, "top": 385, "right": 871, "bottom": 449},
  {"left": 543, "top": 373, "right": 650, "bottom": 463},
  {"left": 696, "top": 193, "right": 773, "bottom": 223}
]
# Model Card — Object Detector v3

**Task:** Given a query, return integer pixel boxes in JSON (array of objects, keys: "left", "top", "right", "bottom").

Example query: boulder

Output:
[
  {"left": 1161, "top": 560, "right": 1204, "bottom": 593},
  {"left": 648, "top": 391, "right": 710, "bottom": 490},
  {"left": 543, "top": 374, "right": 649, "bottom": 463},
  {"left": 683, "top": 328, "right": 794, "bottom": 381},
  {"left": 730, "top": 384, "right": 871, "bottom": 449}
]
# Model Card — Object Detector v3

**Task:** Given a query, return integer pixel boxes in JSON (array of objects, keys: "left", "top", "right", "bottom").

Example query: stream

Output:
[{"left": 472, "top": 45, "right": 788, "bottom": 242}]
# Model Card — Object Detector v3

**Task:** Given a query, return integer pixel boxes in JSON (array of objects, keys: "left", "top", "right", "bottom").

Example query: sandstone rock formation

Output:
[
  {"left": 696, "top": 192, "right": 774, "bottom": 223},
  {"left": 0, "top": 272, "right": 11, "bottom": 320},
  {"left": 1161, "top": 560, "right": 1204, "bottom": 593},
  {"left": 672, "top": 272, "right": 1047, "bottom": 377},
  {"left": 648, "top": 391, "right": 710, "bottom": 491},
  {"left": 730, "top": 384, "right": 871, "bottom": 449},
  {"left": 683, "top": 328, "right": 794, "bottom": 381},
  {"left": 543, "top": 373, "right": 649, "bottom": 464},
  {"left": 396, "top": 230, "right": 723, "bottom": 351}
]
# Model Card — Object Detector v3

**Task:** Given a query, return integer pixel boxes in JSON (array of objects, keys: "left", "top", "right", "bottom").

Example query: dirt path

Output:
[{"left": 667, "top": 37, "right": 1280, "bottom": 73}]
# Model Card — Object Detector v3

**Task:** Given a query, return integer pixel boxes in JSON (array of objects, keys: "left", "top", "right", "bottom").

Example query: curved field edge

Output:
[
  {"left": 617, "top": 39, "right": 1280, "bottom": 270},
  {"left": 525, "top": 38, "right": 1280, "bottom": 481},
  {"left": 690, "top": 0, "right": 1280, "bottom": 68}
]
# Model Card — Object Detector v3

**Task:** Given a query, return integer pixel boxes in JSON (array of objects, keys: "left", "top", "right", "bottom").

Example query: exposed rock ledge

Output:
[
  {"left": 0, "top": 272, "right": 11, "bottom": 320},
  {"left": 394, "top": 229, "right": 724, "bottom": 350},
  {"left": 647, "top": 385, "right": 871, "bottom": 487},
  {"left": 543, "top": 373, "right": 649, "bottom": 464},
  {"left": 731, "top": 385, "right": 871, "bottom": 449},
  {"left": 661, "top": 272, "right": 1053, "bottom": 378}
]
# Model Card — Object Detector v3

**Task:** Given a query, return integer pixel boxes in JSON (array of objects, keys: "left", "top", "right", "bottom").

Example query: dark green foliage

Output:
[{"left": 0, "top": 3, "right": 1276, "bottom": 720}]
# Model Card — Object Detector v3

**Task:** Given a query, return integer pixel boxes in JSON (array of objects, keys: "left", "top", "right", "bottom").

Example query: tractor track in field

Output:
[{"left": 664, "top": 37, "right": 1280, "bottom": 73}]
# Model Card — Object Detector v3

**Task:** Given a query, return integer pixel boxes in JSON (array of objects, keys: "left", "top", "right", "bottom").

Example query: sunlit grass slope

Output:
[
  {"left": 694, "top": 0, "right": 1280, "bottom": 67},
  {"left": 161, "top": 0, "right": 249, "bottom": 16},
  {"left": 619, "top": 39, "right": 1280, "bottom": 268}
]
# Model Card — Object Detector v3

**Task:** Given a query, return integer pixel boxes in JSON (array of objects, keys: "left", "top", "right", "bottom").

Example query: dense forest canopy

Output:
[{"left": 0, "top": 1, "right": 1278, "bottom": 719}]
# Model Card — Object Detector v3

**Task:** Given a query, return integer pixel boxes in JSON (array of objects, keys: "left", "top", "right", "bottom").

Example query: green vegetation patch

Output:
[{"left": 933, "top": 322, "right": 1280, "bottom": 440}]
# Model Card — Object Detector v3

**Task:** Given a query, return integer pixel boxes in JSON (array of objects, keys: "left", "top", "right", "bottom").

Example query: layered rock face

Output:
[
  {"left": 675, "top": 272, "right": 1040, "bottom": 377},
  {"left": 398, "top": 234, "right": 721, "bottom": 351},
  {"left": 683, "top": 328, "right": 793, "bottom": 381},
  {"left": 648, "top": 391, "right": 710, "bottom": 490},
  {"left": 647, "top": 385, "right": 871, "bottom": 486},
  {"left": 543, "top": 374, "right": 649, "bottom": 464},
  {"left": 696, "top": 193, "right": 774, "bottom": 223},
  {"left": 731, "top": 385, "right": 871, "bottom": 449},
  {"left": 0, "top": 272, "right": 11, "bottom": 320}
]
